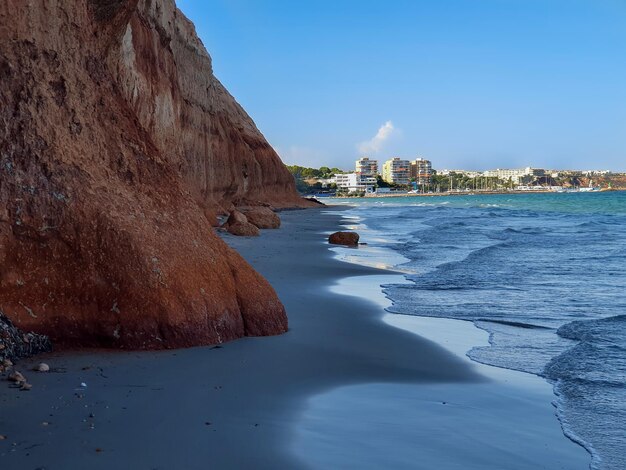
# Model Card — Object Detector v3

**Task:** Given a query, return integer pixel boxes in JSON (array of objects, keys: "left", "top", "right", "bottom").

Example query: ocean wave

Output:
[
  {"left": 477, "top": 319, "right": 553, "bottom": 329},
  {"left": 502, "top": 226, "right": 553, "bottom": 234},
  {"left": 344, "top": 193, "right": 626, "bottom": 470},
  {"left": 557, "top": 315, "right": 626, "bottom": 342}
]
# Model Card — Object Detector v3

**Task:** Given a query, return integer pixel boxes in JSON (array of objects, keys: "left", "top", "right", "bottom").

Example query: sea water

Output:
[{"left": 333, "top": 191, "right": 626, "bottom": 470}]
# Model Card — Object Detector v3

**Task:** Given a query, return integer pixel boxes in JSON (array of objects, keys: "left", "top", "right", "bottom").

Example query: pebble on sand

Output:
[
  {"left": 8, "top": 371, "right": 26, "bottom": 383},
  {"left": 34, "top": 363, "right": 50, "bottom": 372}
]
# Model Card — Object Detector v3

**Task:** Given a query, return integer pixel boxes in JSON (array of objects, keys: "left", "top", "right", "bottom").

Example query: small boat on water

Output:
[{"left": 558, "top": 180, "right": 601, "bottom": 193}]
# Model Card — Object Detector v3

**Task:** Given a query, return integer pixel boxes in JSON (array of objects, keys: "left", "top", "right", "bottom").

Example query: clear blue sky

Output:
[{"left": 177, "top": 0, "right": 626, "bottom": 171}]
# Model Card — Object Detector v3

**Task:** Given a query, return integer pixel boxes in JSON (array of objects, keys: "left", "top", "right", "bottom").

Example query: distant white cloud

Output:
[{"left": 357, "top": 121, "right": 396, "bottom": 155}]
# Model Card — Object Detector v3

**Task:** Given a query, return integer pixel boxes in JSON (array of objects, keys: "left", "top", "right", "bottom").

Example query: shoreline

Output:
[
  {"left": 319, "top": 209, "right": 593, "bottom": 466},
  {"left": 0, "top": 207, "right": 589, "bottom": 469},
  {"left": 317, "top": 187, "right": 624, "bottom": 199}
]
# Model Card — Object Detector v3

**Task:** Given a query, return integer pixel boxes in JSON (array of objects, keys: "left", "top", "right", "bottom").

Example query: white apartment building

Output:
[
  {"left": 355, "top": 157, "right": 378, "bottom": 176},
  {"left": 382, "top": 157, "right": 410, "bottom": 185},
  {"left": 335, "top": 173, "right": 377, "bottom": 192}
]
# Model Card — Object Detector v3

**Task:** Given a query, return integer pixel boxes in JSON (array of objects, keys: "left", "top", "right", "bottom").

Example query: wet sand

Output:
[{"left": 0, "top": 207, "right": 589, "bottom": 469}]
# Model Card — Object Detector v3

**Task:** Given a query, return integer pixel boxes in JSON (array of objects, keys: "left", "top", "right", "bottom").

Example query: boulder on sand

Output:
[
  {"left": 239, "top": 207, "right": 281, "bottom": 229},
  {"left": 328, "top": 231, "right": 360, "bottom": 246},
  {"left": 227, "top": 222, "right": 260, "bottom": 237},
  {"left": 222, "top": 211, "right": 260, "bottom": 237}
]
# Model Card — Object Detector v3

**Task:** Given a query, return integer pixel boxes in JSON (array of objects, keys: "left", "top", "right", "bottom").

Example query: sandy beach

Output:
[{"left": 0, "top": 207, "right": 590, "bottom": 469}]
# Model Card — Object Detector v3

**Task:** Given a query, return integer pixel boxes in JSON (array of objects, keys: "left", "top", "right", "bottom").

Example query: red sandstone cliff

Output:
[{"left": 0, "top": 0, "right": 305, "bottom": 348}]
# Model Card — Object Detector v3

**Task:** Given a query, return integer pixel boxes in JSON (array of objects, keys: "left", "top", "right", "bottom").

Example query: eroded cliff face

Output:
[
  {"left": 111, "top": 0, "right": 304, "bottom": 213},
  {"left": 0, "top": 0, "right": 301, "bottom": 348}
]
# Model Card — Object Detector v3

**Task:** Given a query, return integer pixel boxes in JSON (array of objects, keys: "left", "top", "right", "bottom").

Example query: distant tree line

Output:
[
  {"left": 286, "top": 165, "right": 346, "bottom": 180},
  {"left": 286, "top": 165, "right": 345, "bottom": 194}
]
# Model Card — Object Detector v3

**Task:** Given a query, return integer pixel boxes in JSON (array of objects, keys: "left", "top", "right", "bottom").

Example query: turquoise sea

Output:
[{"left": 334, "top": 191, "right": 626, "bottom": 470}]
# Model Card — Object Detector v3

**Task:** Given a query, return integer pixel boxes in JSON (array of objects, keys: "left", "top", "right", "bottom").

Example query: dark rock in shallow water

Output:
[
  {"left": 329, "top": 231, "right": 360, "bottom": 246},
  {"left": 0, "top": 312, "right": 52, "bottom": 363}
]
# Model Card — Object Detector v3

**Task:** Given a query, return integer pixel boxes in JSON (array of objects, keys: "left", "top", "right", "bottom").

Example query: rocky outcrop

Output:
[
  {"left": 329, "top": 232, "right": 360, "bottom": 246},
  {"left": 0, "top": 0, "right": 306, "bottom": 348},
  {"left": 239, "top": 207, "right": 281, "bottom": 229}
]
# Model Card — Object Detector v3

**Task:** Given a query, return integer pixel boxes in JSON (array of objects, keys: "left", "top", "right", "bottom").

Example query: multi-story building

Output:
[
  {"left": 355, "top": 157, "right": 378, "bottom": 176},
  {"left": 382, "top": 158, "right": 410, "bottom": 185},
  {"left": 335, "top": 173, "right": 377, "bottom": 193},
  {"left": 410, "top": 158, "right": 433, "bottom": 185},
  {"left": 483, "top": 167, "right": 544, "bottom": 184}
]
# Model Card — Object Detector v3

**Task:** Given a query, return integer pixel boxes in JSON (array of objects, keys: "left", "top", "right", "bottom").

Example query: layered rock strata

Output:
[{"left": 0, "top": 0, "right": 307, "bottom": 348}]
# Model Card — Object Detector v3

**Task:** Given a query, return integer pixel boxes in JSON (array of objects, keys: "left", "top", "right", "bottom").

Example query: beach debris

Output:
[
  {"left": 20, "top": 382, "right": 32, "bottom": 391},
  {"left": 34, "top": 362, "right": 50, "bottom": 372},
  {"left": 328, "top": 231, "right": 360, "bottom": 246},
  {"left": 0, "top": 435, "right": 6, "bottom": 440},
  {"left": 0, "top": 312, "right": 52, "bottom": 363},
  {"left": 41, "top": 421, "right": 50, "bottom": 426},
  {"left": 80, "top": 382, "right": 87, "bottom": 388}
]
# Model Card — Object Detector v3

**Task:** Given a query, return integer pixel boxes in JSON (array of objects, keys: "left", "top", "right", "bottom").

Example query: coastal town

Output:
[{"left": 287, "top": 157, "right": 625, "bottom": 197}]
